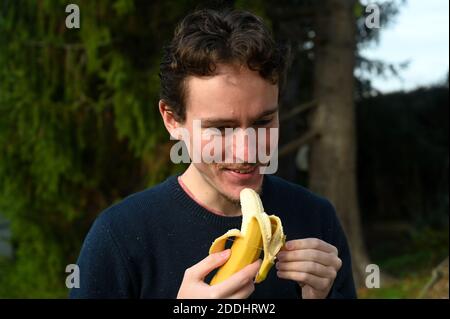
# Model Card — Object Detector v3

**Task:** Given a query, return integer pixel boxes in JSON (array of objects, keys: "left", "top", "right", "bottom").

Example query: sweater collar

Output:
[{"left": 168, "top": 173, "right": 271, "bottom": 229}]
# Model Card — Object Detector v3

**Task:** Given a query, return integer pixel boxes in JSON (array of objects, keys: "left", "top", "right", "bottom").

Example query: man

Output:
[{"left": 70, "top": 9, "right": 356, "bottom": 299}]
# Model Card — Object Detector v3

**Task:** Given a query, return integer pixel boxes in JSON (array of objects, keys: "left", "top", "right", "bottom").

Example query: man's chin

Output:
[{"left": 219, "top": 174, "right": 263, "bottom": 201}]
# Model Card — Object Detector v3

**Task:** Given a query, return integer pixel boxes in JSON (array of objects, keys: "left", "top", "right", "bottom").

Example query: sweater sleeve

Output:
[
  {"left": 69, "top": 213, "right": 136, "bottom": 298},
  {"left": 322, "top": 200, "right": 358, "bottom": 299}
]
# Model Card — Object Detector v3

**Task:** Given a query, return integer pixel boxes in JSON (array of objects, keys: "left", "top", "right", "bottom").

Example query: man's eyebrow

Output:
[
  {"left": 257, "top": 106, "right": 279, "bottom": 118},
  {"left": 201, "top": 118, "right": 238, "bottom": 127},
  {"left": 201, "top": 106, "right": 279, "bottom": 127}
]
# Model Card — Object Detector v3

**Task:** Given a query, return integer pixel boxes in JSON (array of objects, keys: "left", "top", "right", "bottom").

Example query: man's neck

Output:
[{"left": 179, "top": 165, "right": 242, "bottom": 217}]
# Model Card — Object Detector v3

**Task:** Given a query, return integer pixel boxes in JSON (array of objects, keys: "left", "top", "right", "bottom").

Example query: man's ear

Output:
[{"left": 159, "top": 100, "right": 182, "bottom": 139}]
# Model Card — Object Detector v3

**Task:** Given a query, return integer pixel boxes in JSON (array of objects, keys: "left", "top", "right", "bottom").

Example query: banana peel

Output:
[{"left": 209, "top": 188, "right": 286, "bottom": 285}]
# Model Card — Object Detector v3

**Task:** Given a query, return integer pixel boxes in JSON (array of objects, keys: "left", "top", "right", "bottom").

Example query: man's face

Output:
[{"left": 182, "top": 64, "right": 279, "bottom": 203}]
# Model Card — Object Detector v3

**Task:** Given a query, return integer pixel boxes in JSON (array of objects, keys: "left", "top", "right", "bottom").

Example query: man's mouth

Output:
[
  {"left": 224, "top": 166, "right": 257, "bottom": 174},
  {"left": 219, "top": 165, "right": 261, "bottom": 183},
  {"left": 220, "top": 164, "right": 258, "bottom": 173}
]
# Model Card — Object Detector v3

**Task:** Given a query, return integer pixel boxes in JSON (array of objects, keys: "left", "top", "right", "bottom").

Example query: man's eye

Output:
[
  {"left": 254, "top": 118, "right": 272, "bottom": 126},
  {"left": 211, "top": 127, "right": 227, "bottom": 134}
]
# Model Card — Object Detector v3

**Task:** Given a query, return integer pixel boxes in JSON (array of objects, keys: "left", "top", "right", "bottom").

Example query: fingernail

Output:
[
  {"left": 285, "top": 242, "right": 292, "bottom": 250},
  {"left": 275, "top": 262, "right": 279, "bottom": 269},
  {"left": 220, "top": 249, "right": 230, "bottom": 258}
]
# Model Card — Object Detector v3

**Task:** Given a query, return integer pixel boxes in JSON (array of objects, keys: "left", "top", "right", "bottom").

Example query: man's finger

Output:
[
  {"left": 276, "top": 261, "right": 337, "bottom": 279},
  {"left": 277, "top": 249, "right": 341, "bottom": 269},
  {"left": 186, "top": 249, "right": 231, "bottom": 280},
  {"left": 285, "top": 238, "right": 338, "bottom": 255},
  {"left": 277, "top": 270, "right": 331, "bottom": 291},
  {"left": 228, "top": 281, "right": 255, "bottom": 299},
  {"left": 212, "top": 259, "right": 261, "bottom": 296}
]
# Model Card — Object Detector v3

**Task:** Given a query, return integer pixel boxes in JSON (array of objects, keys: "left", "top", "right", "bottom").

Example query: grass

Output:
[{"left": 358, "top": 270, "right": 431, "bottom": 299}]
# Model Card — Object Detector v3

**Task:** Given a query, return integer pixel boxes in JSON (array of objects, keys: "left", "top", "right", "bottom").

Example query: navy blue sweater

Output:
[{"left": 70, "top": 174, "right": 356, "bottom": 298}]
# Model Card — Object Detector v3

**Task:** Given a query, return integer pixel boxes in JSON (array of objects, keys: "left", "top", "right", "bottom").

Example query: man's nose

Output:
[{"left": 232, "top": 128, "right": 258, "bottom": 164}]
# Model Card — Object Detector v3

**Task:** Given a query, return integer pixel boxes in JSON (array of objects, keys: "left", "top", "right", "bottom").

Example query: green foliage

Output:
[
  {"left": 0, "top": 0, "right": 195, "bottom": 297},
  {"left": 359, "top": 227, "right": 448, "bottom": 298},
  {"left": 380, "top": 233, "right": 448, "bottom": 278},
  {"left": 359, "top": 272, "right": 430, "bottom": 299}
]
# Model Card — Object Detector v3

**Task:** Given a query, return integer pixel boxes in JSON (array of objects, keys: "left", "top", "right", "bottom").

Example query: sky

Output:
[{"left": 360, "top": 0, "right": 449, "bottom": 93}]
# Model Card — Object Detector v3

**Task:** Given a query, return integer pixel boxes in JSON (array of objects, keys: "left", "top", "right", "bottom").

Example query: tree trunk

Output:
[{"left": 309, "top": 0, "right": 370, "bottom": 287}]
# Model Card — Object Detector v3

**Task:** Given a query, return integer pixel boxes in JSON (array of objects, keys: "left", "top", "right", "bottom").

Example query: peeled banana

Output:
[{"left": 209, "top": 188, "right": 286, "bottom": 285}]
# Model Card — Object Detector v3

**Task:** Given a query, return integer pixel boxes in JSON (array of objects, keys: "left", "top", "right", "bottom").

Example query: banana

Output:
[{"left": 209, "top": 188, "right": 286, "bottom": 285}]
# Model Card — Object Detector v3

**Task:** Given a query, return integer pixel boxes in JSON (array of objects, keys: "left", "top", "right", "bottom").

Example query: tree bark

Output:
[{"left": 310, "top": 0, "right": 370, "bottom": 287}]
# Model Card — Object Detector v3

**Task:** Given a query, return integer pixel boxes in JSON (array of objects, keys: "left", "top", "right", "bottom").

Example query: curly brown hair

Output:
[{"left": 159, "top": 9, "right": 290, "bottom": 122}]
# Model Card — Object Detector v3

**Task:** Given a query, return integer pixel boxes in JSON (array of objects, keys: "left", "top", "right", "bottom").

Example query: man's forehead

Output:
[
  {"left": 185, "top": 65, "right": 278, "bottom": 115},
  {"left": 214, "top": 63, "right": 258, "bottom": 82},
  {"left": 187, "top": 64, "right": 265, "bottom": 89}
]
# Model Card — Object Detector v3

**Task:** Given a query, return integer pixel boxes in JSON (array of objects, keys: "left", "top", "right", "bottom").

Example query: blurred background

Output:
[{"left": 0, "top": 0, "right": 448, "bottom": 298}]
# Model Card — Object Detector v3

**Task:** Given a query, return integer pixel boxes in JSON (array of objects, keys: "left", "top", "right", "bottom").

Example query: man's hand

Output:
[
  {"left": 275, "top": 238, "right": 342, "bottom": 299},
  {"left": 177, "top": 249, "right": 262, "bottom": 299}
]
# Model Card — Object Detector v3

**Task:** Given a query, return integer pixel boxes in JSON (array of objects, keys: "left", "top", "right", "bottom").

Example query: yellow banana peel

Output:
[{"left": 209, "top": 188, "right": 286, "bottom": 285}]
